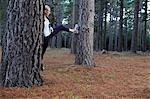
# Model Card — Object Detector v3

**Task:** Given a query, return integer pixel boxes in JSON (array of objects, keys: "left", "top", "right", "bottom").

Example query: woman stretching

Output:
[{"left": 41, "top": 5, "right": 78, "bottom": 70}]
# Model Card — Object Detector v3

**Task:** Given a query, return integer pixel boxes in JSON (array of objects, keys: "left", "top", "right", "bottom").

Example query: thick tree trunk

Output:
[
  {"left": 131, "top": 0, "right": 140, "bottom": 53},
  {"left": 0, "top": 0, "right": 43, "bottom": 87},
  {"left": 0, "top": 0, "right": 8, "bottom": 45},
  {"left": 75, "top": 0, "right": 95, "bottom": 66}
]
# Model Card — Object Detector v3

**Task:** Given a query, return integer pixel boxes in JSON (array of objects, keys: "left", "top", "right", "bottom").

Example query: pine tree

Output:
[
  {"left": 0, "top": 0, "right": 44, "bottom": 87},
  {"left": 131, "top": 0, "right": 140, "bottom": 53},
  {"left": 75, "top": 0, "right": 95, "bottom": 66}
]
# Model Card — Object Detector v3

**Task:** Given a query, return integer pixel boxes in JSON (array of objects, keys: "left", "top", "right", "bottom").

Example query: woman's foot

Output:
[
  {"left": 74, "top": 24, "right": 79, "bottom": 34},
  {"left": 69, "top": 24, "right": 79, "bottom": 34}
]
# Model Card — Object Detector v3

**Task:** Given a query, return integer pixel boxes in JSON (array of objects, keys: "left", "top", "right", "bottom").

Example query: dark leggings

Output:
[{"left": 42, "top": 24, "right": 70, "bottom": 59}]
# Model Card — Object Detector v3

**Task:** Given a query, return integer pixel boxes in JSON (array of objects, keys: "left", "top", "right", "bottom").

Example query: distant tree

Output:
[
  {"left": 131, "top": 0, "right": 140, "bottom": 53},
  {"left": 95, "top": 0, "right": 105, "bottom": 51},
  {"left": 71, "top": 0, "right": 80, "bottom": 54},
  {"left": 124, "top": 0, "right": 134, "bottom": 51},
  {"left": 108, "top": 7, "right": 114, "bottom": 51},
  {"left": 75, "top": 0, "right": 95, "bottom": 66},
  {"left": 114, "top": 17, "right": 119, "bottom": 51},
  {"left": 97, "top": 0, "right": 104, "bottom": 51},
  {"left": 142, "top": 0, "right": 148, "bottom": 51},
  {"left": 103, "top": 0, "right": 108, "bottom": 50},
  {"left": 55, "top": 0, "right": 63, "bottom": 48},
  {"left": 124, "top": 17, "right": 128, "bottom": 51},
  {"left": 118, "top": 0, "right": 124, "bottom": 51},
  {"left": 108, "top": 0, "right": 117, "bottom": 51},
  {"left": 0, "top": 0, "right": 43, "bottom": 87}
]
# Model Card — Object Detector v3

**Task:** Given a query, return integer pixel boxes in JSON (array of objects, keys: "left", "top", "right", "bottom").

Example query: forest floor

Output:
[{"left": 0, "top": 48, "right": 150, "bottom": 99}]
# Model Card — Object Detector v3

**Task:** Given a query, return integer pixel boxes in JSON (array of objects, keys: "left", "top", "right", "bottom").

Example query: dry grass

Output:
[{"left": 0, "top": 48, "right": 150, "bottom": 99}]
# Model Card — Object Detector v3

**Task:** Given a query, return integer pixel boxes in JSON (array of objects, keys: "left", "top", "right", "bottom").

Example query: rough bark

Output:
[
  {"left": 75, "top": 0, "right": 95, "bottom": 66},
  {"left": 0, "top": 0, "right": 8, "bottom": 45},
  {"left": 0, "top": 0, "right": 43, "bottom": 87}
]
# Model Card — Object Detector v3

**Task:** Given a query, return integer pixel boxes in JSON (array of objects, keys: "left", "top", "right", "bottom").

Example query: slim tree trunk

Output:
[
  {"left": 143, "top": 0, "right": 148, "bottom": 51},
  {"left": 0, "top": 0, "right": 43, "bottom": 87},
  {"left": 71, "top": 0, "right": 80, "bottom": 54},
  {"left": 131, "top": 0, "right": 140, "bottom": 53},
  {"left": 98, "top": 2, "right": 104, "bottom": 51},
  {"left": 75, "top": 0, "right": 95, "bottom": 66},
  {"left": 124, "top": 17, "right": 128, "bottom": 51},
  {"left": 51, "top": 37, "right": 56, "bottom": 48},
  {"left": 103, "top": 0, "right": 108, "bottom": 50},
  {"left": 55, "top": 0, "right": 63, "bottom": 48},
  {"left": 114, "top": 17, "right": 118, "bottom": 51},
  {"left": 118, "top": 0, "right": 124, "bottom": 52},
  {"left": 95, "top": 1, "right": 103, "bottom": 51},
  {"left": 108, "top": 10, "right": 114, "bottom": 51}
]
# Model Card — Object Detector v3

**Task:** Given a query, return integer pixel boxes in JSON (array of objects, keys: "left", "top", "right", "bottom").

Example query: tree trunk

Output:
[
  {"left": 108, "top": 10, "right": 114, "bottom": 51},
  {"left": 0, "top": 0, "right": 8, "bottom": 45},
  {"left": 124, "top": 17, "right": 128, "bottom": 51},
  {"left": 95, "top": 1, "right": 104, "bottom": 51},
  {"left": 55, "top": 0, "right": 63, "bottom": 48},
  {"left": 103, "top": 0, "right": 108, "bottom": 50},
  {"left": 114, "top": 18, "right": 118, "bottom": 51},
  {"left": 75, "top": 0, "right": 95, "bottom": 66},
  {"left": 0, "top": 0, "right": 43, "bottom": 87},
  {"left": 142, "top": 0, "right": 148, "bottom": 51},
  {"left": 131, "top": 0, "right": 140, "bottom": 53},
  {"left": 51, "top": 37, "right": 56, "bottom": 48},
  {"left": 71, "top": 0, "right": 80, "bottom": 54},
  {"left": 98, "top": 1, "right": 104, "bottom": 51},
  {"left": 118, "top": 0, "right": 124, "bottom": 52}
]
